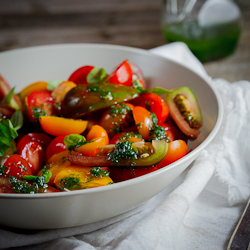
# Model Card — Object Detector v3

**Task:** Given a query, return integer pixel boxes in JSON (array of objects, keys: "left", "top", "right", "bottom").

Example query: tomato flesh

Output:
[
  {"left": 68, "top": 65, "right": 94, "bottom": 84},
  {"left": 108, "top": 60, "right": 133, "bottom": 86},
  {"left": 3, "top": 154, "right": 32, "bottom": 177}
]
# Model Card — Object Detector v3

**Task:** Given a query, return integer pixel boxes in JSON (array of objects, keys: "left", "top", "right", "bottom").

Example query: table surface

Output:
[{"left": 0, "top": 0, "right": 249, "bottom": 83}]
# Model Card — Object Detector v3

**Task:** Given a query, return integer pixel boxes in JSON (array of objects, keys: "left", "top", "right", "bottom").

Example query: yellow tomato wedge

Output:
[
  {"left": 51, "top": 81, "right": 77, "bottom": 104},
  {"left": 19, "top": 81, "right": 48, "bottom": 102},
  {"left": 74, "top": 137, "right": 107, "bottom": 156},
  {"left": 54, "top": 166, "right": 113, "bottom": 190},
  {"left": 86, "top": 125, "right": 109, "bottom": 145},
  {"left": 39, "top": 116, "right": 88, "bottom": 136}
]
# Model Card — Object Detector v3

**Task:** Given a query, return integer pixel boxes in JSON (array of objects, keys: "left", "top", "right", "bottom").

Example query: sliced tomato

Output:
[
  {"left": 17, "top": 140, "right": 45, "bottom": 174},
  {"left": 108, "top": 60, "right": 133, "bottom": 86},
  {"left": 17, "top": 133, "right": 52, "bottom": 151},
  {"left": 74, "top": 137, "right": 107, "bottom": 157},
  {"left": 109, "top": 166, "right": 160, "bottom": 182},
  {"left": 156, "top": 140, "right": 187, "bottom": 168},
  {"left": 161, "top": 123, "right": 187, "bottom": 142},
  {"left": 68, "top": 65, "right": 94, "bottom": 85},
  {"left": 165, "top": 87, "right": 202, "bottom": 139},
  {"left": 3, "top": 154, "right": 32, "bottom": 177},
  {"left": 99, "top": 103, "right": 135, "bottom": 138},
  {"left": 26, "top": 90, "right": 56, "bottom": 122},
  {"left": 109, "top": 132, "right": 143, "bottom": 144},
  {"left": 45, "top": 135, "right": 67, "bottom": 161},
  {"left": 86, "top": 125, "right": 109, "bottom": 145},
  {"left": 132, "top": 106, "right": 153, "bottom": 140},
  {"left": 131, "top": 93, "right": 169, "bottom": 125},
  {"left": 130, "top": 62, "right": 145, "bottom": 88}
]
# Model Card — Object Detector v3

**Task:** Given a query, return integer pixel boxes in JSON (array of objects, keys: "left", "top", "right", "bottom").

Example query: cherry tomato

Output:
[
  {"left": 68, "top": 65, "right": 94, "bottom": 85},
  {"left": 3, "top": 154, "right": 32, "bottom": 177},
  {"left": 99, "top": 103, "right": 135, "bottom": 138},
  {"left": 156, "top": 140, "right": 187, "bottom": 168},
  {"left": 161, "top": 123, "right": 187, "bottom": 142},
  {"left": 17, "top": 133, "right": 52, "bottom": 151},
  {"left": 17, "top": 140, "right": 45, "bottom": 174},
  {"left": 131, "top": 93, "right": 169, "bottom": 125},
  {"left": 132, "top": 106, "right": 153, "bottom": 140},
  {"left": 45, "top": 135, "right": 67, "bottom": 161},
  {"left": 26, "top": 90, "right": 56, "bottom": 122},
  {"left": 109, "top": 166, "right": 160, "bottom": 182},
  {"left": 108, "top": 60, "right": 133, "bottom": 86},
  {"left": 86, "top": 125, "right": 109, "bottom": 145},
  {"left": 109, "top": 132, "right": 143, "bottom": 144}
]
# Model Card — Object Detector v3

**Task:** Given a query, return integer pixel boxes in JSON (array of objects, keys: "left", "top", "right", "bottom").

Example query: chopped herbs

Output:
[
  {"left": 59, "top": 175, "right": 81, "bottom": 190},
  {"left": 109, "top": 103, "right": 132, "bottom": 117},
  {"left": 108, "top": 141, "right": 138, "bottom": 164},
  {"left": 148, "top": 113, "right": 170, "bottom": 142},
  {"left": 86, "top": 84, "right": 113, "bottom": 101},
  {"left": 0, "top": 165, "right": 6, "bottom": 175},
  {"left": 90, "top": 167, "right": 109, "bottom": 177},
  {"left": 32, "top": 106, "right": 48, "bottom": 120}
]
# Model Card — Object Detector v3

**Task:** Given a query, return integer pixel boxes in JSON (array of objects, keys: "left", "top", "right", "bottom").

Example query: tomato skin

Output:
[
  {"left": 3, "top": 154, "right": 32, "bottom": 177},
  {"left": 26, "top": 90, "right": 56, "bottom": 122},
  {"left": 17, "top": 140, "right": 45, "bottom": 174},
  {"left": 131, "top": 93, "right": 169, "bottom": 125},
  {"left": 17, "top": 133, "right": 52, "bottom": 151},
  {"left": 161, "top": 123, "right": 187, "bottom": 142},
  {"left": 109, "top": 132, "right": 143, "bottom": 144},
  {"left": 68, "top": 65, "right": 94, "bottom": 85},
  {"left": 108, "top": 60, "right": 133, "bottom": 86},
  {"left": 86, "top": 125, "right": 109, "bottom": 145},
  {"left": 99, "top": 103, "right": 135, "bottom": 138},
  {"left": 45, "top": 135, "right": 67, "bottom": 161},
  {"left": 156, "top": 140, "right": 187, "bottom": 168},
  {"left": 109, "top": 166, "right": 160, "bottom": 182},
  {"left": 132, "top": 106, "right": 153, "bottom": 140}
]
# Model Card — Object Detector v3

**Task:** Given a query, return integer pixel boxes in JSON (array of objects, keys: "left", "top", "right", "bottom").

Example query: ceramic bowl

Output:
[{"left": 0, "top": 44, "right": 223, "bottom": 229}]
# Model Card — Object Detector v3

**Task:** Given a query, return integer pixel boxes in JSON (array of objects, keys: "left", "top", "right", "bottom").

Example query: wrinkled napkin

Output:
[{"left": 1, "top": 42, "right": 250, "bottom": 250}]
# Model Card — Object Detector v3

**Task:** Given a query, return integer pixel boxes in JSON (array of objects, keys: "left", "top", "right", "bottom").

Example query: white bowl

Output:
[{"left": 0, "top": 44, "right": 223, "bottom": 229}]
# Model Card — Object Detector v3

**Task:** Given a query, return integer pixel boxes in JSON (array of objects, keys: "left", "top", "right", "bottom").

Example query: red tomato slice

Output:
[
  {"left": 109, "top": 166, "right": 160, "bottom": 182},
  {"left": 108, "top": 60, "right": 133, "bottom": 86},
  {"left": 3, "top": 154, "right": 32, "bottom": 177},
  {"left": 45, "top": 135, "right": 67, "bottom": 161},
  {"left": 26, "top": 90, "right": 56, "bottom": 122},
  {"left": 17, "top": 140, "right": 46, "bottom": 174},
  {"left": 132, "top": 106, "right": 153, "bottom": 140},
  {"left": 17, "top": 133, "right": 52, "bottom": 151},
  {"left": 156, "top": 140, "right": 187, "bottom": 168},
  {"left": 68, "top": 65, "right": 94, "bottom": 85},
  {"left": 131, "top": 93, "right": 169, "bottom": 125}
]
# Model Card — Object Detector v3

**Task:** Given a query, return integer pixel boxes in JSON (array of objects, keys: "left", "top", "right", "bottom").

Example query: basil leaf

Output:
[
  {"left": 86, "top": 67, "right": 107, "bottom": 84},
  {"left": 0, "top": 87, "right": 15, "bottom": 106},
  {"left": 64, "top": 134, "right": 87, "bottom": 150},
  {"left": 10, "top": 109, "right": 23, "bottom": 130},
  {"left": 0, "top": 119, "right": 18, "bottom": 157},
  {"left": 47, "top": 80, "right": 63, "bottom": 91},
  {"left": 23, "top": 170, "right": 52, "bottom": 184}
]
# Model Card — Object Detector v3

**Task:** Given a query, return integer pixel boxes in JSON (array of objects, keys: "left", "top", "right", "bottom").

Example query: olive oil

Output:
[{"left": 161, "top": 19, "right": 241, "bottom": 62}]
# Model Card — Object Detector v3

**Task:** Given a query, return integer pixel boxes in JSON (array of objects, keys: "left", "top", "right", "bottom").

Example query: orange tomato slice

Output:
[
  {"left": 39, "top": 116, "right": 88, "bottom": 136},
  {"left": 74, "top": 137, "right": 107, "bottom": 156},
  {"left": 54, "top": 166, "right": 113, "bottom": 190},
  {"left": 132, "top": 106, "right": 153, "bottom": 140},
  {"left": 86, "top": 125, "right": 109, "bottom": 144},
  {"left": 19, "top": 81, "right": 48, "bottom": 102},
  {"left": 51, "top": 81, "right": 77, "bottom": 104}
]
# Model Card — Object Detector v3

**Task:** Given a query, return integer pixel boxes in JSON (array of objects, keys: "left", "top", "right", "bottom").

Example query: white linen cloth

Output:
[{"left": 1, "top": 42, "right": 250, "bottom": 250}]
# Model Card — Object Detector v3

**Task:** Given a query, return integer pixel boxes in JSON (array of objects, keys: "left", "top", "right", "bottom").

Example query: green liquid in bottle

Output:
[{"left": 162, "top": 20, "right": 241, "bottom": 62}]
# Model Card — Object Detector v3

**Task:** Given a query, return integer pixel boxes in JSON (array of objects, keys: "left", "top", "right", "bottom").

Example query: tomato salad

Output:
[{"left": 0, "top": 60, "right": 202, "bottom": 194}]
